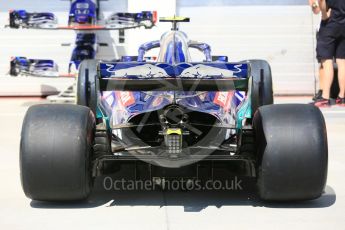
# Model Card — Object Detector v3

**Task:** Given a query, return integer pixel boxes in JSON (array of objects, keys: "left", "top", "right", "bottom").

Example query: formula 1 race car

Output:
[
  {"left": 10, "top": 57, "right": 59, "bottom": 77},
  {"left": 20, "top": 17, "right": 328, "bottom": 202}
]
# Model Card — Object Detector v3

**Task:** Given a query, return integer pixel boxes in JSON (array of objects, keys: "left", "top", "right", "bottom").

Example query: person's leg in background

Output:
[
  {"left": 313, "top": 58, "right": 334, "bottom": 106},
  {"left": 320, "top": 63, "right": 325, "bottom": 91},
  {"left": 313, "top": 63, "right": 324, "bottom": 101},
  {"left": 320, "top": 59, "right": 334, "bottom": 99},
  {"left": 313, "top": 27, "right": 336, "bottom": 106},
  {"left": 335, "top": 36, "right": 345, "bottom": 105},
  {"left": 313, "top": 59, "right": 335, "bottom": 106},
  {"left": 335, "top": 59, "right": 345, "bottom": 104},
  {"left": 313, "top": 29, "right": 325, "bottom": 101},
  {"left": 310, "top": 1, "right": 331, "bottom": 102}
]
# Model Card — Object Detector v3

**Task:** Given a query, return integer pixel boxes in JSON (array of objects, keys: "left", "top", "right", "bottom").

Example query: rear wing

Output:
[{"left": 97, "top": 62, "right": 250, "bottom": 91}]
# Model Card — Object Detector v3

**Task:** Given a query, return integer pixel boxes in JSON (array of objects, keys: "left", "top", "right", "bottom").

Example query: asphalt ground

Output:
[{"left": 0, "top": 96, "right": 344, "bottom": 230}]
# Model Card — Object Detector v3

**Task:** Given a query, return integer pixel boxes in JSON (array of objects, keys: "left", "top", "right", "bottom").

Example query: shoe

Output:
[
  {"left": 311, "top": 97, "right": 332, "bottom": 107},
  {"left": 336, "top": 97, "right": 345, "bottom": 106},
  {"left": 312, "top": 90, "right": 323, "bottom": 101}
]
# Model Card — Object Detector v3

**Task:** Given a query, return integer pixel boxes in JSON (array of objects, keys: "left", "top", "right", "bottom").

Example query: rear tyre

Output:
[
  {"left": 243, "top": 59, "right": 274, "bottom": 114},
  {"left": 20, "top": 104, "right": 95, "bottom": 201},
  {"left": 77, "top": 59, "right": 98, "bottom": 114},
  {"left": 77, "top": 59, "right": 111, "bottom": 161},
  {"left": 253, "top": 104, "right": 328, "bottom": 201}
]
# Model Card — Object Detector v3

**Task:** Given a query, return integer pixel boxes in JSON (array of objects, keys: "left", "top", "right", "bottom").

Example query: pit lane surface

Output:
[{"left": 0, "top": 97, "right": 343, "bottom": 230}]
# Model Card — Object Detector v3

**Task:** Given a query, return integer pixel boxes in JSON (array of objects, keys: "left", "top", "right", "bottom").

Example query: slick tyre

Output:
[
  {"left": 77, "top": 59, "right": 98, "bottom": 114},
  {"left": 253, "top": 104, "right": 328, "bottom": 201},
  {"left": 243, "top": 59, "right": 274, "bottom": 114},
  {"left": 20, "top": 104, "right": 95, "bottom": 201}
]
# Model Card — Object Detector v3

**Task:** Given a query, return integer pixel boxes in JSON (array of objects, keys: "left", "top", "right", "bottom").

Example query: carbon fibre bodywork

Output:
[{"left": 68, "top": 0, "right": 97, "bottom": 25}]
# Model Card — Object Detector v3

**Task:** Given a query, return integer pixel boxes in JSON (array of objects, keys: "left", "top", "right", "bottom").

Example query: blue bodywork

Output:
[
  {"left": 69, "top": 33, "right": 96, "bottom": 72},
  {"left": 13, "top": 10, "right": 29, "bottom": 19},
  {"left": 106, "top": 11, "right": 156, "bottom": 29},
  {"left": 12, "top": 57, "right": 55, "bottom": 70},
  {"left": 9, "top": 10, "right": 57, "bottom": 28},
  {"left": 11, "top": 10, "right": 56, "bottom": 21},
  {"left": 99, "top": 26, "right": 252, "bottom": 130},
  {"left": 10, "top": 57, "right": 58, "bottom": 77},
  {"left": 76, "top": 33, "right": 96, "bottom": 45},
  {"left": 88, "top": 17, "right": 255, "bottom": 168},
  {"left": 115, "top": 11, "right": 155, "bottom": 22},
  {"left": 69, "top": 0, "right": 97, "bottom": 24}
]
